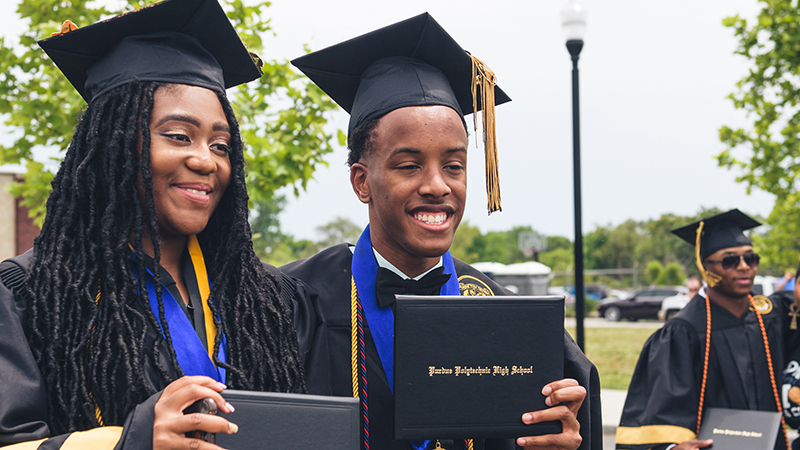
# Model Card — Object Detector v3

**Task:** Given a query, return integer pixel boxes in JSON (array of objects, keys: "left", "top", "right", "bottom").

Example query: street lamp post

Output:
[{"left": 561, "top": 0, "right": 587, "bottom": 352}]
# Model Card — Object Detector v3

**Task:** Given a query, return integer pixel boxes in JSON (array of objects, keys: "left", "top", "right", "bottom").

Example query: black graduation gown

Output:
[
  {"left": 774, "top": 290, "right": 800, "bottom": 434},
  {"left": 0, "top": 249, "right": 293, "bottom": 449},
  {"left": 281, "top": 243, "right": 602, "bottom": 450},
  {"left": 616, "top": 292, "right": 794, "bottom": 450}
]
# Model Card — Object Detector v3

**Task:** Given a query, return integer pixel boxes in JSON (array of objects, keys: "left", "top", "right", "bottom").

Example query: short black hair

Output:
[{"left": 346, "top": 117, "right": 380, "bottom": 166}]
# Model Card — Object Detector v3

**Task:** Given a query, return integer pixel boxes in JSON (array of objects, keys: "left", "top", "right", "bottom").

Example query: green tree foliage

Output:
[
  {"left": 541, "top": 208, "right": 758, "bottom": 288},
  {"left": 584, "top": 220, "right": 641, "bottom": 270},
  {"left": 0, "top": 0, "right": 337, "bottom": 224},
  {"left": 645, "top": 261, "right": 686, "bottom": 286},
  {"left": 645, "top": 261, "right": 664, "bottom": 285},
  {"left": 546, "top": 235, "right": 573, "bottom": 252},
  {"left": 583, "top": 226, "right": 610, "bottom": 271},
  {"left": 752, "top": 200, "right": 800, "bottom": 272},
  {"left": 636, "top": 213, "right": 695, "bottom": 267},
  {"left": 250, "top": 195, "right": 289, "bottom": 259},
  {"left": 469, "top": 230, "right": 515, "bottom": 263},
  {"left": 253, "top": 215, "right": 361, "bottom": 266},
  {"left": 466, "top": 225, "right": 534, "bottom": 264},
  {"left": 539, "top": 247, "right": 573, "bottom": 286},
  {"left": 539, "top": 247, "right": 573, "bottom": 272},
  {"left": 314, "top": 216, "right": 362, "bottom": 249},
  {"left": 249, "top": 195, "right": 317, "bottom": 265},
  {"left": 717, "top": 2, "right": 800, "bottom": 268},
  {"left": 450, "top": 221, "right": 481, "bottom": 262},
  {"left": 659, "top": 262, "right": 686, "bottom": 286}
]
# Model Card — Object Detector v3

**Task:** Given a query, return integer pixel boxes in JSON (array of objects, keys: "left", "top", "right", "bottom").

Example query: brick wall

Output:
[{"left": 15, "top": 198, "right": 39, "bottom": 255}]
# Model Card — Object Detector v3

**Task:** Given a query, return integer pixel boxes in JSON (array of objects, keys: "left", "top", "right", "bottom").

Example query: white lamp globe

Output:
[{"left": 561, "top": 0, "right": 587, "bottom": 42}]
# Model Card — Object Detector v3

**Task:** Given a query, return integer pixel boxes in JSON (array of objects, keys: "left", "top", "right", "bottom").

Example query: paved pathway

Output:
[{"left": 601, "top": 389, "right": 624, "bottom": 448}]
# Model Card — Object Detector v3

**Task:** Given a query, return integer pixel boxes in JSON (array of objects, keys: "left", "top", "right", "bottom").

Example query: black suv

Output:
[{"left": 597, "top": 287, "right": 685, "bottom": 322}]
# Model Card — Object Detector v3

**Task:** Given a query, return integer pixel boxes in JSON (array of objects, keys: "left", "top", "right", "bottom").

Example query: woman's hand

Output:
[
  {"left": 516, "top": 378, "right": 586, "bottom": 450},
  {"left": 153, "top": 376, "right": 237, "bottom": 450}
]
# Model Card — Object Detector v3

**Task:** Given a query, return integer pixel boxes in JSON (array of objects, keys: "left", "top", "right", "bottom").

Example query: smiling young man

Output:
[
  {"left": 616, "top": 209, "right": 795, "bottom": 450},
  {"left": 353, "top": 105, "right": 466, "bottom": 277},
  {"left": 281, "top": 13, "right": 601, "bottom": 450}
]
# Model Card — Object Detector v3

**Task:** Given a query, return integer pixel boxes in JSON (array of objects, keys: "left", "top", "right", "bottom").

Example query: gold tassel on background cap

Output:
[
  {"left": 470, "top": 54, "right": 501, "bottom": 214},
  {"left": 695, "top": 221, "right": 722, "bottom": 288},
  {"left": 51, "top": 20, "right": 78, "bottom": 37}
]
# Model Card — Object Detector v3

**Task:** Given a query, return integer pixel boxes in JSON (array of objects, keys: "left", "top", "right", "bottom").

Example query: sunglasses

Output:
[{"left": 705, "top": 253, "right": 760, "bottom": 271}]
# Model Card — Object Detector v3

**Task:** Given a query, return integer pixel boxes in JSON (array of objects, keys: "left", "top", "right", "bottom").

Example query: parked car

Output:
[
  {"left": 657, "top": 275, "right": 777, "bottom": 321},
  {"left": 554, "top": 284, "right": 610, "bottom": 307},
  {"left": 607, "top": 289, "right": 633, "bottom": 300},
  {"left": 658, "top": 293, "right": 691, "bottom": 321},
  {"left": 598, "top": 287, "right": 686, "bottom": 322}
]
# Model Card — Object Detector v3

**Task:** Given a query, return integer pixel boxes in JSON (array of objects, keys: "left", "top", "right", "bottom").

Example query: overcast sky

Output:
[{"left": 1, "top": 0, "right": 772, "bottom": 242}]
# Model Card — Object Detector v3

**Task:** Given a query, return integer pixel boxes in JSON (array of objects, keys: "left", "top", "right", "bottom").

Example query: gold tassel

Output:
[
  {"left": 695, "top": 221, "right": 721, "bottom": 288},
  {"left": 51, "top": 20, "right": 78, "bottom": 37},
  {"left": 470, "top": 54, "right": 501, "bottom": 214}
]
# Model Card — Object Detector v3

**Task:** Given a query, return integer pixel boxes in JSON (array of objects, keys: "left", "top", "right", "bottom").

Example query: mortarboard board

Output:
[
  {"left": 291, "top": 13, "right": 511, "bottom": 214},
  {"left": 38, "top": 0, "right": 261, "bottom": 103},
  {"left": 671, "top": 209, "right": 761, "bottom": 287}
]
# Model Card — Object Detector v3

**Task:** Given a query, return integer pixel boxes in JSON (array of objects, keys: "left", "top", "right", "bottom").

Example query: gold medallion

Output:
[
  {"left": 459, "top": 275, "right": 494, "bottom": 296},
  {"left": 751, "top": 295, "right": 773, "bottom": 315}
]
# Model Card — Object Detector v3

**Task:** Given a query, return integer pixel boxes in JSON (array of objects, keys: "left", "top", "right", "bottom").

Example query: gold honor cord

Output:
[
  {"left": 696, "top": 294, "right": 712, "bottom": 435},
  {"left": 187, "top": 235, "right": 217, "bottom": 361},
  {"left": 351, "top": 277, "right": 359, "bottom": 398},
  {"left": 470, "top": 54, "right": 501, "bottom": 214},
  {"left": 92, "top": 288, "right": 104, "bottom": 425},
  {"left": 751, "top": 295, "right": 791, "bottom": 450},
  {"left": 694, "top": 222, "right": 721, "bottom": 288}
]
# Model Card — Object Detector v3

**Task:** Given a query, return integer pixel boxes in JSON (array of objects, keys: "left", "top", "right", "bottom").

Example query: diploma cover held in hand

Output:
[
  {"left": 394, "top": 295, "right": 565, "bottom": 440},
  {"left": 697, "top": 407, "right": 782, "bottom": 450},
  {"left": 215, "top": 390, "right": 360, "bottom": 450}
]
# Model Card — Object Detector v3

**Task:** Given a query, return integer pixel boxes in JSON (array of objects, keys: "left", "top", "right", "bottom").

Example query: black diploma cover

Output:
[
  {"left": 697, "top": 407, "right": 781, "bottom": 450},
  {"left": 215, "top": 390, "right": 360, "bottom": 450},
  {"left": 394, "top": 295, "right": 565, "bottom": 440}
]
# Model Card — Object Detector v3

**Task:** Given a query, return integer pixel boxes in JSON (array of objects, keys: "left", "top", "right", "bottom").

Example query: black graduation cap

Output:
[
  {"left": 672, "top": 209, "right": 761, "bottom": 259},
  {"left": 38, "top": 0, "right": 261, "bottom": 103},
  {"left": 291, "top": 12, "right": 511, "bottom": 213}
]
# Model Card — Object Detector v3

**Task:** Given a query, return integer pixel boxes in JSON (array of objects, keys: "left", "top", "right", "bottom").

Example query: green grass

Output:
[{"left": 565, "top": 327, "right": 657, "bottom": 390}]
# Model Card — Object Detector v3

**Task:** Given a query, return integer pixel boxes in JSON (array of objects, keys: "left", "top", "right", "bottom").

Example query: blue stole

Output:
[
  {"left": 352, "top": 225, "right": 459, "bottom": 392},
  {"left": 352, "top": 226, "right": 459, "bottom": 450},
  {"left": 130, "top": 240, "right": 227, "bottom": 383}
]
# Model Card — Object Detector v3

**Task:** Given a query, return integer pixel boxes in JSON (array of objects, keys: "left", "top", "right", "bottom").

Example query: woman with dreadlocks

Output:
[{"left": 0, "top": 0, "right": 308, "bottom": 449}]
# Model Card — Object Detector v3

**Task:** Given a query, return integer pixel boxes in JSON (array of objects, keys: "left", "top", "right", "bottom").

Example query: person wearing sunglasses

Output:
[{"left": 616, "top": 209, "right": 799, "bottom": 450}]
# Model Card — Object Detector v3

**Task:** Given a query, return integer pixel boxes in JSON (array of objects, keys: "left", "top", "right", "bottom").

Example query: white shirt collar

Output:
[{"left": 348, "top": 244, "right": 443, "bottom": 280}]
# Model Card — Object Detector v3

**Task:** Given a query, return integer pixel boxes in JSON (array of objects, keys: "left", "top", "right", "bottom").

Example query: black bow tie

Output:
[{"left": 374, "top": 266, "right": 452, "bottom": 308}]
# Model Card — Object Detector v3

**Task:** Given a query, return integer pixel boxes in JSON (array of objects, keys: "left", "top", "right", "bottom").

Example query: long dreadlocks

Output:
[{"left": 23, "top": 81, "right": 306, "bottom": 435}]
